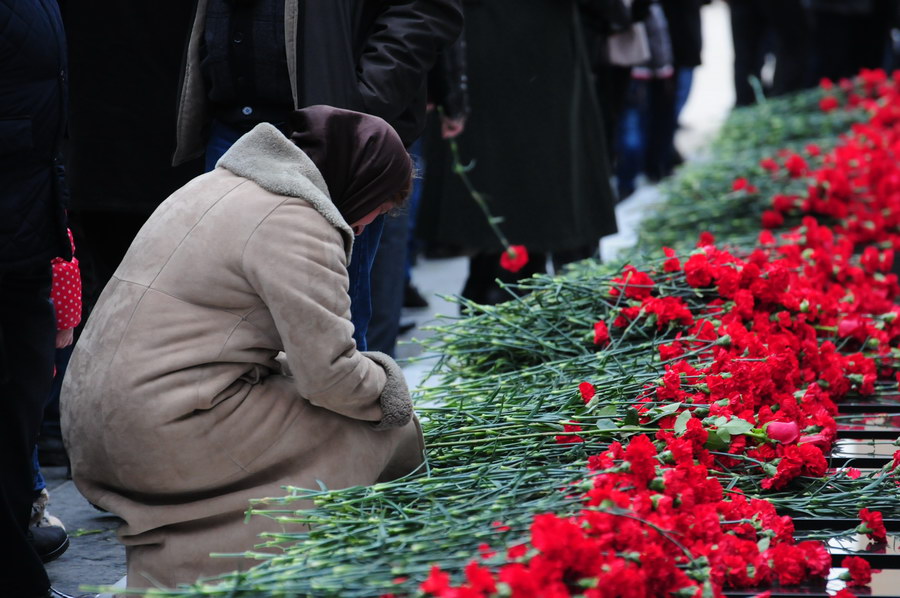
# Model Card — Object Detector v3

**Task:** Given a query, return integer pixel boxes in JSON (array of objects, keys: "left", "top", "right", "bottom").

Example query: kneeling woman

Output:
[{"left": 61, "top": 106, "right": 423, "bottom": 589}]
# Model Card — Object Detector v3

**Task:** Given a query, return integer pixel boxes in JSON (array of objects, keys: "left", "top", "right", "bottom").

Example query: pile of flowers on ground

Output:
[
  {"left": 416, "top": 72, "right": 900, "bottom": 598},
  {"left": 145, "top": 72, "right": 900, "bottom": 598}
]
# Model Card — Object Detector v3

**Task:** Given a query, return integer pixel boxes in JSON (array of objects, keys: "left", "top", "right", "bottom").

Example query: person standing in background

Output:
[
  {"left": 581, "top": 0, "right": 649, "bottom": 176},
  {"left": 369, "top": 32, "right": 471, "bottom": 355},
  {"left": 727, "top": 0, "right": 812, "bottom": 106},
  {"left": 614, "top": 0, "right": 673, "bottom": 200},
  {"left": 418, "top": 0, "right": 618, "bottom": 306},
  {"left": 809, "top": 0, "right": 898, "bottom": 81},
  {"left": 0, "top": 0, "right": 73, "bottom": 595},
  {"left": 59, "top": 1, "right": 203, "bottom": 317},
  {"left": 29, "top": 228, "right": 81, "bottom": 556},
  {"left": 173, "top": 0, "right": 464, "bottom": 351},
  {"left": 658, "top": 0, "right": 703, "bottom": 172}
]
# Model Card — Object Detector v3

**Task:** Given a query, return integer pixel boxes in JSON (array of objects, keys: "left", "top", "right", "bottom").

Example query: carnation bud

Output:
[{"left": 765, "top": 421, "right": 800, "bottom": 444}]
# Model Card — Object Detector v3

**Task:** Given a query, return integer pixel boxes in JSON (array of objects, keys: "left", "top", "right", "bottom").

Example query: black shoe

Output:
[
  {"left": 398, "top": 320, "right": 416, "bottom": 335},
  {"left": 403, "top": 283, "right": 429, "bottom": 309},
  {"left": 28, "top": 525, "right": 70, "bottom": 563}
]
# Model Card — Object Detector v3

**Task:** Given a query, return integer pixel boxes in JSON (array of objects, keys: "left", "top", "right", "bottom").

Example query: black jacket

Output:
[
  {"left": 0, "top": 0, "right": 71, "bottom": 270},
  {"left": 174, "top": 0, "right": 464, "bottom": 163},
  {"left": 428, "top": 32, "right": 470, "bottom": 120}
]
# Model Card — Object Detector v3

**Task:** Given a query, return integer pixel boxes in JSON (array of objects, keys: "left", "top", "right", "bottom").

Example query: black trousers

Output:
[
  {"left": 729, "top": 0, "right": 812, "bottom": 106},
  {"left": 811, "top": 3, "right": 894, "bottom": 82},
  {"left": 0, "top": 264, "right": 55, "bottom": 596}
]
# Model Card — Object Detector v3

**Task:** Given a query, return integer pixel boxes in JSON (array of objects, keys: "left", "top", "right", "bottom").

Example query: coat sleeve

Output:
[
  {"left": 356, "top": 0, "right": 464, "bottom": 126},
  {"left": 241, "top": 203, "right": 412, "bottom": 429}
]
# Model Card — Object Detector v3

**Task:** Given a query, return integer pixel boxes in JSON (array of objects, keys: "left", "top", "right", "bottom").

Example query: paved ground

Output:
[{"left": 42, "top": 3, "right": 734, "bottom": 595}]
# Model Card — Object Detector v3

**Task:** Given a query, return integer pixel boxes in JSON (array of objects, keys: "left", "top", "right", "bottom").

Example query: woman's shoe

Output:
[{"left": 27, "top": 525, "right": 70, "bottom": 563}]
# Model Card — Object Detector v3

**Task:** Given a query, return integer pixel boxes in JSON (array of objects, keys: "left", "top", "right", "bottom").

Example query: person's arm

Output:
[
  {"left": 242, "top": 202, "right": 413, "bottom": 430},
  {"left": 356, "top": 0, "right": 464, "bottom": 127},
  {"left": 428, "top": 31, "right": 470, "bottom": 138}
]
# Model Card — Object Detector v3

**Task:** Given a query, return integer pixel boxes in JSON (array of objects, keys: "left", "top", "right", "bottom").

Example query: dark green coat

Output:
[{"left": 418, "top": 0, "right": 617, "bottom": 254}]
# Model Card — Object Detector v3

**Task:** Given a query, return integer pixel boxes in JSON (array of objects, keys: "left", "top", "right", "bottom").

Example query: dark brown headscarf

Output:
[{"left": 289, "top": 105, "right": 413, "bottom": 226}]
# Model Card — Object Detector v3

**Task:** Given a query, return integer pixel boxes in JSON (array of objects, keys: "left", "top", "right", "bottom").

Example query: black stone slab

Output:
[
  {"left": 838, "top": 399, "right": 900, "bottom": 414},
  {"left": 837, "top": 413, "right": 900, "bottom": 439},
  {"left": 723, "top": 568, "right": 900, "bottom": 597},
  {"left": 827, "top": 533, "right": 900, "bottom": 569},
  {"left": 829, "top": 439, "right": 897, "bottom": 467},
  {"left": 793, "top": 519, "right": 900, "bottom": 532}
]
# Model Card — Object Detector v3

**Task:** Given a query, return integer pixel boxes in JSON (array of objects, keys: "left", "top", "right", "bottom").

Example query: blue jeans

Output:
[
  {"left": 205, "top": 120, "right": 379, "bottom": 349},
  {"left": 404, "top": 137, "right": 426, "bottom": 283}
]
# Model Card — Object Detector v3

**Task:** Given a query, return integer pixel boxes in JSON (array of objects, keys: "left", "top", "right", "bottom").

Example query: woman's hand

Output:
[
  {"left": 56, "top": 328, "right": 74, "bottom": 349},
  {"left": 441, "top": 115, "right": 466, "bottom": 139}
]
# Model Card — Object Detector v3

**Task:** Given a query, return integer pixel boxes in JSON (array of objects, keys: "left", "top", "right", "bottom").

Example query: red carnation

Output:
[
  {"left": 684, "top": 254, "right": 713, "bottom": 287},
  {"left": 662, "top": 246, "right": 681, "bottom": 272},
  {"left": 761, "top": 210, "right": 785, "bottom": 229},
  {"left": 610, "top": 265, "right": 655, "bottom": 300},
  {"left": 819, "top": 96, "right": 839, "bottom": 112},
  {"left": 555, "top": 423, "right": 584, "bottom": 444},
  {"left": 593, "top": 320, "right": 610, "bottom": 346},
  {"left": 499, "top": 245, "right": 529, "bottom": 273},
  {"left": 578, "top": 381, "right": 596, "bottom": 403},
  {"left": 421, "top": 565, "right": 451, "bottom": 595},
  {"left": 760, "top": 157, "right": 779, "bottom": 172},
  {"left": 697, "top": 231, "right": 715, "bottom": 246},
  {"left": 840, "top": 556, "right": 872, "bottom": 587},
  {"left": 464, "top": 561, "right": 497, "bottom": 593},
  {"left": 858, "top": 508, "right": 887, "bottom": 542}
]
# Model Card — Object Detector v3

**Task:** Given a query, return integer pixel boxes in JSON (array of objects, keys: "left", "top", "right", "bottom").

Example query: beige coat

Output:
[{"left": 61, "top": 124, "right": 424, "bottom": 590}]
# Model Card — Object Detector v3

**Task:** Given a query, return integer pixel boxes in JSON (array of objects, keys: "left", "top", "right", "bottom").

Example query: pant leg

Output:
[
  {"left": 763, "top": 0, "right": 812, "bottom": 96},
  {"left": 348, "top": 216, "right": 385, "bottom": 350},
  {"left": 729, "top": 0, "right": 768, "bottom": 106},
  {"left": 367, "top": 209, "right": 410, "bottom": 357},
  {"left": 404, "top": 137, "right": 426, "bottom": 282},
  {"left": 32, "top": 446, "right": 46, "bottom": 494},
  {"left": 810, "top": 11, "right": 853, "bottom": 81},
  {"left": 645, "top": 76, "right": 677, "bottom": 181},
  {"left": 0, "top": 264, "right": 55, "bottom": 596},
  {"left": 615, "top": 78, "right": 648, "bottom": 199}
]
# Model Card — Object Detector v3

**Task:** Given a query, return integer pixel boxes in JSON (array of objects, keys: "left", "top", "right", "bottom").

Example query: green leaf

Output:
[
  {"left": 719, "top": 418, "right": 754, "bottom": 437},
  {"left": 674, "top": 410, "right": 693, "bottom": 436},
  {"left": 594, "top": 405, "right": 618, "bottom": 418},
  {"left": 705, "top": 429, "right": 729, "bottom": 451},
  {"left": 624, "top": 407, "right": 640, "bottom": 426},
  {"left": 657, "top": 402, "right": 683, "bottom": 417},
  {"left": 596, "top": 418, "right": 618, "bottom": 431}
]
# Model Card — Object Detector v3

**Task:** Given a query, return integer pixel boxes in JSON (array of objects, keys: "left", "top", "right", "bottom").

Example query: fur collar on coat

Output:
[{"left": 217, "top": 123, "right": 355, "bottom": 261}]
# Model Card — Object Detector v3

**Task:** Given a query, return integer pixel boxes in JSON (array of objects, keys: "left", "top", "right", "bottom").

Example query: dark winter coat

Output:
[
  {"left": 418, "top": 0, "right": 617, "bottom": 253},
  {"left": 428, "top": 33, "right": 470, "bottom": 120},
  {"left": 0, "top": 0, "right": 71, "bottom": 270},
  {"left": 59, "top": 1, "right": 203, "bottom": 214},
  {"left": 174, "top": 0, "right": 464, "bottom": 163},
  {"left": 661, "top": 0, "right": 703, "bottom": 68}
]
